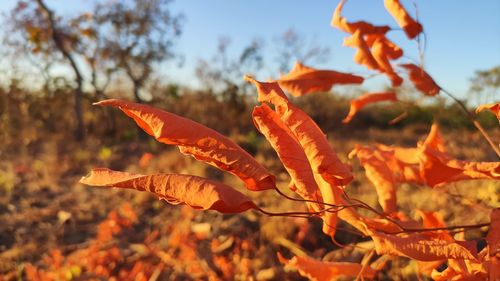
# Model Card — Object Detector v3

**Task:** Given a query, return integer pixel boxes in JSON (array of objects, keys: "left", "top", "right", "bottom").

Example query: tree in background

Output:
[
  {"left": 4, "top": 0, "right": 184, "bottom": 138},
  {"left": 273, "top": 28, "right": 330, "bottom": 73},
  {"left": 469, "top": 65, "right": 500, "bottom": 105},
  {"left": 95, "top": 0, "right": 183, "bottom": 103},
  {"left": 195, "top": 37, "right": 264, "bottom": 132},
  {"left": 9, "top": 0, "right": 86, "bottom": 140}
]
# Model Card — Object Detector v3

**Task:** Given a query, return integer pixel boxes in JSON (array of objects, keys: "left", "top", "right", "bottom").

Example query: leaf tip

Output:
[{"left": 244, "top": 75, "right": 256, "bottom": 84}]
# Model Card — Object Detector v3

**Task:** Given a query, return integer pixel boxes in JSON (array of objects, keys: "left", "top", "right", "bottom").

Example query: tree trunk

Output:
[
  {"left": 36, "top": 0, "right": 85, "bottom": 141},
  {"left": 132, "top": 79, "right": 144, "bottom": 104}
]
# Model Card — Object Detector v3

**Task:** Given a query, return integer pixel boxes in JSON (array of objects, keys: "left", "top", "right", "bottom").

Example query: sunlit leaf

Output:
[
  {"left": 343, "top": 30, "right": 380, "bottom": 71},
  {"left": 342, "top": 92, "right": 398, "bottom": 124},
  {"left": 370, "top": 39, "right": 403, "bottom": 86},
  {"left": 349, "top": 145, "right": 397, "bottom": 213},
  {"left": 246, "top": 76, "right": 363, "bottom": 237},
  {"left": 80, "top": 168, "right": 257, "bottom": 213},
  {"left": 278, "top": 62, "right": 364, "bottom": 97},
  {"left": 384, "top": 0, "right": 423, "bottom": 39},
  {"left": 418, "top": 145, "right": 500, "bottom": 188},
  {"left": 365, "top": 34, "right": 403, "bottom": 60},
  {"left": 331, "top": 0, "right": 390, "bottom": 35},
  {"left": 476, "top": 103, "right": 500, "bottom": 123},
  {"left": 278, "top": 252, "right": 376, "bottom": 281},
  {"left": 95, "top": 99, "right": 276, "bottom": 191},
  {"left": 370, "top": 231, "right": 478, "bottom": 261},
  {"left": 245, "top": 76, "right": 353, "bottom": 186},
  {"left": 252, "top": 104, "right": 320, "bottom": 205},
  {"left": 400, "top": 64, "right": 440, "bottom": 96}
]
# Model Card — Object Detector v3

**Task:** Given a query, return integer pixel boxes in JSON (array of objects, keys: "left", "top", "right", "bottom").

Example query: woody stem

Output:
[{"left": 440, "top": 88, "right": 500, "bottom": 158}]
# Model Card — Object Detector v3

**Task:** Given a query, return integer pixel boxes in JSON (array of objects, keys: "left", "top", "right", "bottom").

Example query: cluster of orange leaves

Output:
[{"left": 79, "top": 0, "right": 500, "bottom": 280}]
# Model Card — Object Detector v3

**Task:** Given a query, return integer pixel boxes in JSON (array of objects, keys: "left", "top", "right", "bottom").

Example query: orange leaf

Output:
[
  {"left": 252, "top": 104, "right": 320, "bottom": 204},
  {"left": 418, "top": 146, "right": 500, "bottom": 187},
  {"left": 418, "top": 124, "right": 499, "bottom": 187},
  {"left": 400, "top": 64, "right": 440, "bottom": 96},
  {"left": 343, "top": 30, "right": 380, "bottom": 71},
  {"left": 95, "top": 99, "right": 275, "bottom": 191},
  {"left": 278, "top": 62, "right": 364, "bottom": 97},
  {"left": 246, "top": 76, "right": 363, "bottom": 237},
  {"left": 362, "top": 212, "right": 420, "bottom": 234},
  {"left": 278, "top": 253, "right": 376, "bottom": 280},
  {"left": 417, "top": 260, "right": 445, "bottom": 277},
  {"left": 476, "top": 103, "right": 500, "bottom": 122},
  {"left": 331, "top": 0, "right": 390, "bottom": 35},
  {"left": 343, "top": 92, "right": 398, "bottom": 124},
  {"left": 370, "top": 231, "right": 478, "bottom": 261},
  {"left": 487, "top": 208, "right": 500, "bottom": 257},
  {"left": 384, "top": 0, "right": 423, "bottom": 39},
  {"left": 80, "top": 168, "right": 257, "bottom": 213},
  {"left": 491, "top": 256, "right": 500, "bottom": 281},
  {"left": 245, "top": 76, "right": 353, "bottom": 186},
  {"left": 416, "top": 210, "right": 453, "bottom": 242},
  {"left": 349, "top": 145, "right": 397, "bottom": 213},
  {"left": 365, "top": 34, "right": 403, "bottom": 60},
  {"left": 370, "top": 39, "right": 403, "bottom": 86},
  {"left": 431, "top": 258, "right": 487, "bottom": 281},
  {"left": 374, "top": 144, "right": 424, "bottom": 184},
  {"left": 421, "top": 123, "right": 447, "bottom": 154}
]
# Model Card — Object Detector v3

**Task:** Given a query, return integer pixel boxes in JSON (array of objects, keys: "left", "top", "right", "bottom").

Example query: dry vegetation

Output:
[
  {"left": 0, "top": 87, "right": 498, "bottom": 280},
  {"left": 1, "top": 0, "right": 499, "bottom": 280}
]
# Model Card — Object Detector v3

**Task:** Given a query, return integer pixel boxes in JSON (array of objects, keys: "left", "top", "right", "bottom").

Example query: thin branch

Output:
[
  {"left": 388, "top": 222, "right": 490, "bottom": 235},
  {"left": 440, "top": 87, "right": 500, "bottom": 158},
  {"left": 254, "top": 205, "right": 337, "bottom": 218}
]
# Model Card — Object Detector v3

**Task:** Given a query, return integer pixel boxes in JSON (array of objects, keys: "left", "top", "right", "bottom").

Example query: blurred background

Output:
[{"left": 0, "top": 0, "right": 498, "bottom": 280}]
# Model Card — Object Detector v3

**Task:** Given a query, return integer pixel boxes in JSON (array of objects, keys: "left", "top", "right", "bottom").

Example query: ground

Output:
[{"left": 1, "top": 118, "right": 499, "bottom": 280}]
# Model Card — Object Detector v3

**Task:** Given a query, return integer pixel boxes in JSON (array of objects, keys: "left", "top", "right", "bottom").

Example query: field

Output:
[{"left": 1, "top": 91, "right": 498, "bottom": 280}]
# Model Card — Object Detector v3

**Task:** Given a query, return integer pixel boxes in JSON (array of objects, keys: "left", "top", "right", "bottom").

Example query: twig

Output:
[
  {"left": 388, "top": 222, "right": 489, "bottom": 235},
  {"left": 440, "top": 87, "right": 500, "bottom": 158}
]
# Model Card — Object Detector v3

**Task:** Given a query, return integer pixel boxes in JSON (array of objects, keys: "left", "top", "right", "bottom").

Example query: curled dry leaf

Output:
[
  {"left": 343, "top": 30, "right": 380, "bottom": 71},
  {"left": 378, "top": 145, "right": 423, "bottom": 184},
  {"left": 370, "top": 231, "right": 478, "bottom": 261},
  {"left": 349, "top": 145, "right": 397, "bottom": 213},
  {"left": 487, "top": 208, "right": 500, "bottom": 257},
  {"left": 278, "top": 252, "right": 376, "bottom": 281},
  {"left": 476, "top": 103, "right": 500, "bottom": 123},
  {"left": 80, "top": 168, "right": 257, "bottom": 214},
  {"left": 384, "top": 0, "right": 423, "bottom": 39},
  {"left": 416, "top": 210, "right": 452, "bottom": 241},
  {"left": 342, "top": 92, "right": 398, "bottom": 124},
  {"left": 370, "top": 39, "right": 403, "bottom": 86},
  {"left": 252, "top": 104, "right": 320, "bottom": 205},
  {"left": 353, "top": 124, "right": 499, "bottom": 189},
  {"left": 331, "top": 0, "right": 390, "bottom": 35},
  {"left": 416, "top": 211, "right": 488, "bottom": 281},
  {"left": 418, "top": 145, "right": 500, "bottom": 188},
  {"left": 278, "top": 62, "right": 364, "bottom": 97},
  {"left": 488, "top": 208, "right": 500, "bottom": 280},
  {"left": 421, "top": 123, "right": 447, "bottom": 154},
  {"left": 245, "top": 76, "right": 363, "bottom": 238},
  {"left": 400, "top": 64, "right": 441, "bottom": 96},
  {"left": 365, "top": 34, "right": 403, "bottom": 60},
  {"left": 431, "top": 259, "right": 488, "bottom": 281},
  {"left": 95, "top": 99, "right": 275, "bottom": 191},
  {"left": 245, "top": 76, "right": 353, "bottom": 186}
]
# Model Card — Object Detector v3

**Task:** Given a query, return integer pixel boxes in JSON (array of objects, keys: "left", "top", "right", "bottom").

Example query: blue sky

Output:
[{"left": 1, "top": 0, "right": 499, "bottom": 101}]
